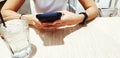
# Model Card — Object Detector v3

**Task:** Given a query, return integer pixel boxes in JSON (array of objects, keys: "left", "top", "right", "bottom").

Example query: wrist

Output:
[{"left": 79, "top": 12, "right": 88, "bottom": 25}]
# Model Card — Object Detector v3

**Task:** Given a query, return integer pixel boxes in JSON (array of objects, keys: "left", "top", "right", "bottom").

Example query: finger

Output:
[
  {"left": 42, "top": 22, "right": 54, "bottom": 25},
  {"left": 42, "top": 27, "right": 57, "bottom": 29},
  {"left": 42, "top": 24, "right": 65, "bottom": 29}
]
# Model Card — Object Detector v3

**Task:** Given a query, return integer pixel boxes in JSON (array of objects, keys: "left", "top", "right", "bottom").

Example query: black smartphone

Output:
[{"left": 36, "top": 12, "right": 62, "bottom": 22}]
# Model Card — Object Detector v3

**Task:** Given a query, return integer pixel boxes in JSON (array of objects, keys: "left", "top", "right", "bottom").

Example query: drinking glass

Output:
[{"left": 0, "top": 19, "right": 32, "bottom": 58}]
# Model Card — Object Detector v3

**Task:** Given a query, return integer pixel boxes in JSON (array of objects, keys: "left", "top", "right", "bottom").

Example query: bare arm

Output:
[
  {"left": 78, "top": 0, "right": 98, "bottom": 21},
  {"left": 1, "top": 0, "right": 25, "bottom": 18},
  {"left": 1, "top": 0, "right": 41, "bottom": 29},
  {"left": 45, "top": 0, "right": 99, "bottom": 29},
  {"left": 52, "top": 0, "right": 98, "bottom": 28}
]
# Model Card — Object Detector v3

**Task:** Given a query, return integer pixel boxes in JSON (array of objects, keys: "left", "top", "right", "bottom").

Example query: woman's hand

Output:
[
  {"left": 20, "top": 14, "right": 43, "bottom": 29},
  {"left": 54, "top": 10, "right": 84, "bottom": 25},
  {"left": 41, "top": 10, "right": 84, "bottom": 29}
]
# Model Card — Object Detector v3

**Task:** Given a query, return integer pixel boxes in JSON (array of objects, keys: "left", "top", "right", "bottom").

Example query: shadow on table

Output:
[{"left": 32, "top": 24, "right": 85, "bottom": 46}]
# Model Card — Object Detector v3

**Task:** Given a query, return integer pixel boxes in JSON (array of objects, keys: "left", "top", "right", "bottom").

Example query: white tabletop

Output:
[{"left": 0, "top": 17, "right": 120, "bottom": 58}]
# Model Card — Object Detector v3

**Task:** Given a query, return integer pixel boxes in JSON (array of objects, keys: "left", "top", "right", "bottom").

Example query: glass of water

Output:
[{"left": 0, "top": 19, "right": 32, "bottom": 58}]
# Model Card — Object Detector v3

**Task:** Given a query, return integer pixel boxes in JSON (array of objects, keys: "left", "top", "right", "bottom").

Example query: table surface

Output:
[{"left": 0, "top": 17, "right": 120, "bottom": 58}]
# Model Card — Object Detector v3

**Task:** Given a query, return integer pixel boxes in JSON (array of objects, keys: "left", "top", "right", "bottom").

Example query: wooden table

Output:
[{"left": 0, "top": 17, "right": 120, "bottom": 58}]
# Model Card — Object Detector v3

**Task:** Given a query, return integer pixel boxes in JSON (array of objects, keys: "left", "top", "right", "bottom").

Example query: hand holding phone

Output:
[{"left": 36, "top": 12, "right": 62, "bottom": 22}]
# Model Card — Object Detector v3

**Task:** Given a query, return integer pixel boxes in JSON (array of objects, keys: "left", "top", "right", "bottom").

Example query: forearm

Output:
[
  {"left": 78, "top": 0, "right": 98, "bottom": 22},
  {"left": 1, "top": 9, "right": 38, "bottom": 28},
  {"left": 85, "top": 6, "right": 98, "bottom": 21},
  {"left": 1, "top": 10, "right": 21, "bottom": 19},
  {"left": 1, "top": 0, "right": 25, "bottom": 19}
]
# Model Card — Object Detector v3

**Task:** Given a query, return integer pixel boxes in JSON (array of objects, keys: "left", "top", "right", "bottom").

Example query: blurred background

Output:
[{"left": 1, "top": 0, "right": 120, "bottom": 17}]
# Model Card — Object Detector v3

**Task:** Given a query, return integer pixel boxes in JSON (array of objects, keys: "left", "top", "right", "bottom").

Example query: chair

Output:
[{"left": 94, "top": 0, "right": 119, "bottom": 17}]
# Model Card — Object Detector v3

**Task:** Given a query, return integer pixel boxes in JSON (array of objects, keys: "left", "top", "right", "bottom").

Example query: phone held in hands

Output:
[{"left": 36, "top": 12, "right": 62, "bottom": 22}]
